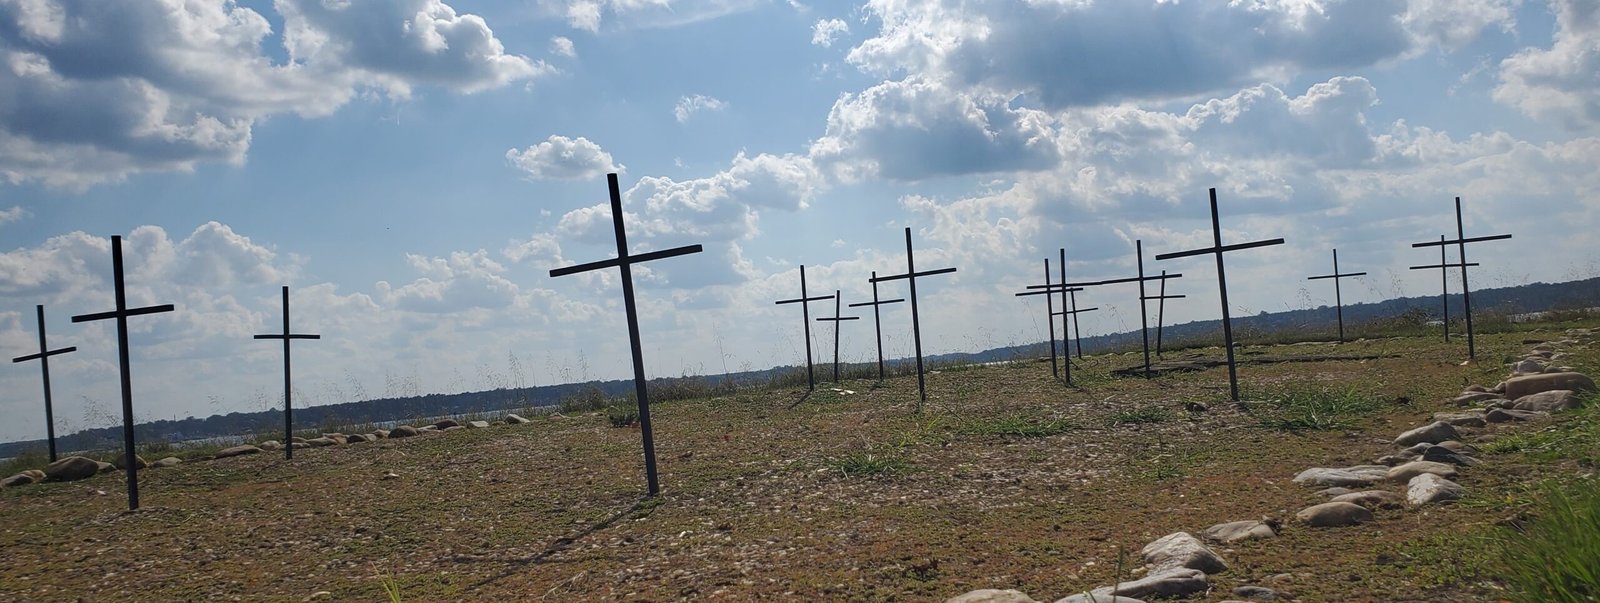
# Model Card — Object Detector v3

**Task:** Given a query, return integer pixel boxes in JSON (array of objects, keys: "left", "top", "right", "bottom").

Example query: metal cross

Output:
[
  {"left": 253, "top": 286, "right": 321, "bottom": 460},
  {"left": 774, "top": 265, "right": 834, "bottom": 391},
  {"left": 1306, "top": 249, "right": 1367, "bottom": 343},
  {"left": 12, "top": 305, "right": 77, "bottom": 462},
  {"left": 70, "top": 235, "right": 176, "bottom": 511},
  {"left": 1154, "top": 270, "right": 1177, "bottom": 356},
  {"left": 1094, "top": 241, "right": 1184, "bottom": 376},
  {"left": 1014, "top": 258, "right": 1084, "bottom": 384},
  {"left": 1409, "top": 234, "right": 1475, "bottom": 342},
  {"left": 814, "top": 290, "right": 860, "bottom": 383},
  {"left": 1154, "top": 188, "right": 1285, "bottom": 401},
  {"left": 847, "top": 271, "right": 904, "bottom": 381},
  {"left": 1410, "top": 197, "right": 1510, "bottom": 360},
  {"left": 1058, "top": 248, "right": 1098, "bottom": 360},
  {"left": 549, "top": 173, "right": 704, "bottom": 497},
  {"left": 870, "top": 227, "right": 957, "bottom": 412}
]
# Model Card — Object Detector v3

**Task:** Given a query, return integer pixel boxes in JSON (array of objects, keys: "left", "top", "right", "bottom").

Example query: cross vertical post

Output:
[
  {"left": 1156, "top": 271, "right": 1169, "bottom": 356},
  {"left": 70, "top": 235, "right": 176, "bottom": 510},
  {"left": 1060, "top": 249, "right": 1096, "bottom": 360},
  {"left": 1409, "top": 197, "right": 1511, "bottom": 360},
  {"left": 1016, "top": 262, "right": 1095, "bottom": 386},
  {"left": 774, "top": 265, "right": 835, "bottom": 391},
  {"left": 1058, "top": 242, "right": 1181, "bottom": 376},
  {"left": 1043, "top": 259, "right": 1059, "bottom": 379},
  {"left": 549, "top": 173, "right": 705, "bottom": 497},
  {"left": 12, "top": 305, "right": 77, "bottom": 462},
  {"left": 815, "top": 290, "right": 860, "bottom": 382},
  {"left": 847, "top": 272, "right": 904, "bottom": 381},
  {"left": 1154, "top": 188, "right": 1285, "bottom": 401},
  {"left": 1307, "top": 249, "right": 1366, "bottom": 343},
  {"left": 253, "top": 286, "right": 321, "bottom": 460},
  {"left": 870, "top": 228, "right": 957, "bottom": 411}
]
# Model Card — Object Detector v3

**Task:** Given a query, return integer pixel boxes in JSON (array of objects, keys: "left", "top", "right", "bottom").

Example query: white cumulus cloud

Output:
[
  {"left": 674, "top": 94, "right": 728, "bottom": 123},
  {"left": 505, "top": 135, "right": 623, "bottom": 180}
]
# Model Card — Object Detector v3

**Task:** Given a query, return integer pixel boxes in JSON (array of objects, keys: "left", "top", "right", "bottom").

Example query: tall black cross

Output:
[
  {"left": 1306, "top": 249, "right": 1367, "bottom": 343},
  {"left": 847, "top": 271, "right": 904, "bottom": 380},
  {"left": 253, "top": 286, "right": 321, "bottom": 460},
  {"left": 1154, "top": 188, "right": 1285, "bottom": 401},
  {"left": 870, "top": 227, "right": 957, "bottom": 412},
  {"left": 774, "top": 265, "right": 834, "bottom": 391},
  {"left": 1409, "top": 234, "right": 1475, "bottom": 342},
  {"left": 1014, "top": 258, "right": 1084, "bottom": 384},
  {"left": 12, "top": 305, "right": 77, "bottom": 462},
  {"left": 1155, "top": 270, "right": 1177, "bottom": 356},
  {"left": 549, "top": 173, "right": 704, "bottom": 497},
  {"left": 1094, "top": 241, "right": 1184, "bottom": 376},
  {"left": 71, "top": 235, "right": 176, "bottom": 511},
  {"left": 815, "top": 290, "right": 860, "bottom": 383},
  {"left": 1410, "top": 197, "right": 1511, "bottom": 359},
  {"left": 1058, "top": 248, "right": 1098, "bottom": 360}
]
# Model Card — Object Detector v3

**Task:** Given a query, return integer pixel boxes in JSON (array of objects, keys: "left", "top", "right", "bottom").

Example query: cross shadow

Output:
[
  {"left": 786, "top": 390, "right": 813, "bottom": 409},
  {"left": 461, "top": 495, "right": 653, "bottom": 590}
]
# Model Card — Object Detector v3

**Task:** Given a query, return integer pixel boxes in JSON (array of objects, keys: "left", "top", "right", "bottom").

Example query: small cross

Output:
[
  {"left": 549, "top": 173, "right": 704, "bottom": 498},
  {"left": 814, "top": 290, "right": 860, "bottom": 383},
  {"left": 774, "top": 265, "right": 835, "bottom": 391},
  {"left": 1410, "top": 197, "right": 1511, "bottom": 359},
  {"left": 1091, "top": 241, "right": 1184, "bottom": 376},
  {"left": 1014, "top": 257, "right": 1084, "bottom": 384},
  {"left": 847, "top": 271, "right": 904, "bottom": 381},
  {"left": 253, "top": 286, "right": 321, "bottom": 460},
  {"left": 1056, "top": 248, "right": 1097, "bottom": 360},
  {"left": 12, "top": 305, "right": 77, "bottom": 462},
  {"left": 870, "top": 227, "right": 957, "bottom": 412},
  {"left": 71, "top": 235, "right": 176, "bottom": 511},
  {"left": 1409, "top": 234, "right": 1477, "bottom": 342},
  {"left": 1306, "top": 249, "right": 1367, "bottom": 343}
]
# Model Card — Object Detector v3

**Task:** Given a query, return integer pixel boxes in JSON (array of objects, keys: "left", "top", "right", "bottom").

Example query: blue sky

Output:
[{"left": 2, "top": 0, "right": 1598, "bottom": 442}]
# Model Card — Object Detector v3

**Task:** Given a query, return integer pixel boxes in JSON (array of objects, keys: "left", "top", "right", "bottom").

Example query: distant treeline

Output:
[{"left": 4, "top": 277, "right": 1597, "bottom": 458}]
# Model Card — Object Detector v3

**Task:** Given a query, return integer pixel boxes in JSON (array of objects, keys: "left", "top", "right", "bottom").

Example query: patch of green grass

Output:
[
  {"left": 1495, "top": 479, "right": 1600, "bottom": 602},
  {"left": 1105, "top": 406, "right": 1172, "bottom": 427},
  {"left": 959, "top": 414, "right": 1077, "bottom": 438},
  {"left": 1253, "top": 382, "right": 1387, "bottom": 431},
  {"left": 1480, "top": 393, "right": 1599, "bottom": 462},
  {"left": 606, "top": 406, "right": 638, "bottom": 428},
  {"left": 829, "top": 452, "right": 912, "bottom": 477}
]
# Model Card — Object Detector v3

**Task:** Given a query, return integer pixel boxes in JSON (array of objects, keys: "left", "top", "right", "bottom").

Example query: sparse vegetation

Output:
[
  {"left": 959, "top": 414, "right": 1077, "bottom": 437},
  {"left": 1495, "top": 479, "right": 1600, "bottom": 602},
  {"left": 829, "top": 451, "right": 912, "bottom": 477},
  {"left": 606, "top": 405, "right": 638, "bottom": 428},
  {"left": 1252, "top": 382, "right": 1388, "bottom": 431},
  {"left": 1105, "top": 406, "right": 1173, "bottom": 426}
]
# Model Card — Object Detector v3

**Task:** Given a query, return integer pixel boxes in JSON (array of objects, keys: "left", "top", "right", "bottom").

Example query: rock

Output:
[
  {"left": 1232, "top": 585, "right": 1283, "bottom": 601},
  {"left": 1, "top": 472, "right": 39, "bottom": 487},
  {"left": 444, "top": 425, "right": 466, "bottom": 432},
  {"left": 505, "top": 414, "right": 530, "bottom": 424},
  {"left": 1314, "top": 487, "right": 1353, "bottom": 497},
  {"left": 1407, "top": 473, "right": 1464, "bottom": 506},
  {"left": 1436, "top": 440, "right": 1476, "bottom": 454},
  {"left": 1054, "top": 595, "right": 1144, "bottom": 603},
  {"left": 1502, "top": 372, "right": 1596, "bottom": 399},
  {"left": 1420, "top": 446, "right": 1478, "bottom": 466},
  {"left": 1452, "top": 392, "right": 1502, "bottom": 406},
  {"left": 1486, "top": 408, "right": 1550, "bottom": 423},
  {"left": 1202, "top": 520, "right": 1277, "bottom": 543},
  {"left": 373, "top": 429, "right": 390, "bottom": 438},
  {"left": 1492, "top": 381, "right": 1506, "bottom": 393},
  {"left": 947, "top": 589, "right": 1036, "bottom": 603},
  {"left": 1066, "top": 568, "right": 1207, "bottom": 601},
  {"left": 418, "top": 425, "right": 439, "bottom": 432},
  {"left": 1394, "top": 422, "right": 1460, "bottom": 447},
  {"left": 381, "top": 471, "right": 399, "bottom": 480},
  {"left": 1295, "top": 502, "right": 1374, "bottom": 527},
  {"left": 467, "top": 420, "right": 491, "bottom": 429},
  {"left": 258, "top": 440, "right": 283, "bottom": 451},
  {"left": 321, "top": 434, "right": 347, "bottom": 445},
  {"left": 1432, "top": 411, "right": 1487, "bottom": 428},
  {"left": 1511, "top": 390, "right": 1581, "bottom": 412},
  {"left": 1141, "top": 531, "right": 1227, "bottom": 573},
  {"left": 1330, "top": 490, "right": 1405, "bottom": 510},
  {"left": 96, "top": 461, "right": 116, "bottom": 474},
  {"left": 345, "top": 434, "right": 369, "bottom": 444},
  {"left": 1293, "top": 466, "right": 1390, "bottom": 487},
  {"left": 1512, "top": 359, "right": 1546, "bottom": 375},
  {"left": 433, "top": 419, "right": 461, "bottom": 430},
  {"left": 290, "top": 436, "right": 307, "bottom": 444},
  {"left": 290, "top": 442, "right": 311, "bottom": 449},
  {"left": 389, "top": 426, "right": 420, "bottom": 438},
  {"left": 113, "top": 454, "right": 147, "bottom": 471},
  {"left": 215, "top": 444, "right": 263, "bottom": 459},
  {"left": 305, "top": 437, "right": 337, "bottom": 447},
  {"left": 151, "top": 457, "right": 182, "bottom": 468},
  {"left": 1387, "top": 461, "right": 1458, "bottom": 483},
  {"left": 1464, "top": 384, "right": 1489, "bottom": 393}
]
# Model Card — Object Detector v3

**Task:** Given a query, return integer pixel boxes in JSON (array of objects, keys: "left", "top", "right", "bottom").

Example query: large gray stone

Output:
[
  {"left": 433, "top": 419, "right": 461, "bottom": 429},
  {"left": 113, "top": 453, "right": 147, "bottom": 471},
  {"left": 1, "top": 472, "right": 39, "bottom": 487},
  {"left": 1202, "top": 520, "right": 1276, "bottom": 544},
  {"left": 389, "top": 425, "right": 420, "bottom": 438},
  {"left": 1502, "top": 372, "right": 1596, "bottom": 399},
  {"left": 467, "top": 420, "right": 491, "bottom": 429},
  {"left": 1511, "top": 390, "right": 1581, "bottom": 412},
  {"left": 1432, "top": 411, "right": 1487, "bottom": 428},
  {"left": 1420, "top": 445, "right": 1478, "bottom": 466},
  {"left": 1511, "top": 359, "right": 1546, "bottom": 375},
  {"left": 1394, "top": 422, "right": 1460, "bottom": 447},
  {"left": 1295, "top": 502, "right": 1374, "bottom": 527},
  {"left": 1486, "top": 408, "right": 1550, "bottom": 423},
  {"left": 1452, "top": 392, "right": 1502, "bottom": 406},
  {"left": 150, "top": 457, "right": 182, "bottom": 468},
  {"left": 1387, "top": 461, "right": 1458, "bottom": 483},
  {"left": 214, "top": 444, "right": 263, "bottom": 459},
  {"left": 1141, "top": 531, "right": 1227, "bottom": 574},
  {"left": 1054, "top": 595, "right": 1144, "bottom": 603},
  {"left": 305, "top": 437, "right": 337, "bottom": 447},
  {"left": 1330, "top": 490, "right": 1405, "bottom": 510},
  {"left": 1407, "top": 473, "right": 1464, "bottom": 506},
  {"left": 43, "top": 456, "right": 100, "bottom": 481},
  {"left": 504, "top": 414, "right": 530, "bottom": 424},
  {"left": 1232, "top": 585, "right": 1284, "bottom": 601},
  {"left": 1063, "top": 568, "right": 1207, "bottom": 601},
  {"left": 1293, "top": 466, "right": 1390, "bottom": 487},
  {"left": 258, "top": 440, "right": 283, "bottom": 451},
  {"left": 947, "top": 589, "right": 1036, "bottom": 603}
]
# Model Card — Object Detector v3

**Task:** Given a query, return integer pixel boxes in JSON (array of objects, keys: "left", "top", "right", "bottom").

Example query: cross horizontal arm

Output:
[
  {"left": 1051, "top": 306, "right": 1100, "bottom": 316},
  {"left": 1015, "top": 287, "right": 1084, "bottom": 298},
  {"left": 1094, "top": 272, "right": 1185, "bottom": 286},
  {"left": 1409, "top": 262, "right": 1480, "bottom": 270},
  {"left": 12, "top": 346, "right": 77, "bottom": 363},
  {"left": 816, "top": 316, "right": 861, "bottom": 322},
  {"left": 870, "top": 267, "right": 957, "bottom": 283},
  {"left": 1411, "top": 234, "right": 1512, "bottom": 248},
  {"left": 1142, "top": 294, "right": 1186, "bottom": 300},
  {"left": 72, "top": 304, "right": 176, "bottom": 323},
  {"left": 1307, "top": 271, "right": 1368, "bottom": 280},
  {"left": 549, "top": 244, "right": 704, "bottom": 278},
  {"left": 1025, "top": 279, "right": 1102, "bottom": 290},
  {"left": 254, "top": 334, "right": 322, "bottom": 340},
  {"left": 1155, "top": 238, "right": 1285, "bottom": 261},
  {"left": 848, "top": 298, "right": 905, "bottom": 308},
  {"left": 776, "top": 294, "right": 835, "bottom": 305}
]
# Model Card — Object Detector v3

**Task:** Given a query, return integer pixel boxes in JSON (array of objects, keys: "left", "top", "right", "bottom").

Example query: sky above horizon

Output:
[{"left": 2, "top": 0, "right": 1598, "bottom": 443}]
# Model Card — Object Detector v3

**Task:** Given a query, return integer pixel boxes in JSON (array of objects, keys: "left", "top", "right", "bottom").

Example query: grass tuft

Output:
[
  {"left": 1254, "top": 382, "right": 1386, "bottom": 431},
  {"left": 1495, "top": 479, "right": 1600, "bottom": 602},
  {"left": 606, "top": 406, "right": 638, "bottom": 428},
  {"left": 959, "top": 415, "right": 1077, "bottom": 438},
  {"left": 829, "top": 452, "right": 911, "bottom": 477},
  {"left": 1106, "top": 406, "right": 1172, "bottom": 427}
]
